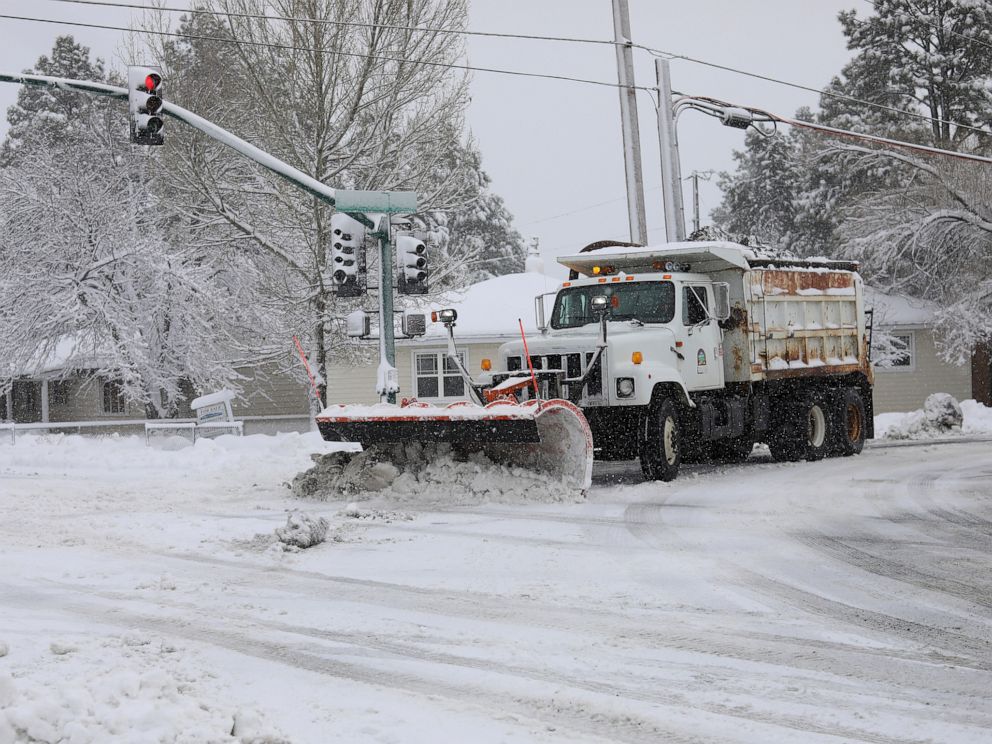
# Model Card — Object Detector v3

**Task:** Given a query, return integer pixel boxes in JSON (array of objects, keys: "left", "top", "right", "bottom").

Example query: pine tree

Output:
[{"left": 0, "top": 36, "right": 107, "bottom": 167}]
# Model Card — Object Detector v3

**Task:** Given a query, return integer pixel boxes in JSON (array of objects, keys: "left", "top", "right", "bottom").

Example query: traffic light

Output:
[
  {"left": 396, "top": 235, "right": 428, "bottom": 295},
  {"left": 128, "top": 66, "right": 164, "bottom": 146},
  {"left": 329, "top": 212, "right": 367, "bottom": 297}
]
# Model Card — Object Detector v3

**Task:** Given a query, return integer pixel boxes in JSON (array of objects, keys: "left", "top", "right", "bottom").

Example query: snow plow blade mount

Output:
[{"left": 316, "top": 399, "right": 594, "bottom": 491}]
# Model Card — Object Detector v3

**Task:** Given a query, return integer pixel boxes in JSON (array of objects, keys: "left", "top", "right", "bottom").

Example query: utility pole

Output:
[
  {"left": 611, "top": 0, "right": 648, "bottom": 245},
  {"left": 654, "top": 58, "right": 686, "bottom": 242},
  {"left": 686, "top": 170, "right": 714, "bottom": 234}
]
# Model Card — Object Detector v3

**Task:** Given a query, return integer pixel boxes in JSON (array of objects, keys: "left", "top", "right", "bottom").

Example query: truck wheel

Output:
[
  {"left": 639, "top": 398, "right": 682, "bottom": 481},
  {"left": 833, "top": 388, "right": 867, "bottom": 457},
  {"left": 711, "top": 433, "right": 754, "bottom": 463},
  {"left": 768, "top": 394, "right": 831, "bottom": 462},
  {"left": 803, "top": 394, "right": 831, "bottom": 461}
]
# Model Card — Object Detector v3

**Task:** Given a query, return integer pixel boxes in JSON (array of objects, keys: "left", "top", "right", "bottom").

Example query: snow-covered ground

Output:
[{"left": 2, "top": 429, "right": 992, "bottom": 742}]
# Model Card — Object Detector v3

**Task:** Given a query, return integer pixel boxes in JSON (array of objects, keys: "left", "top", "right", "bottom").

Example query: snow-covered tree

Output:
[
  {"left": 0, "top": 38, "right": 256, "bottom": 416},
  {"left": 139, "top": 0, "right": 524, "bottom": 401},
  {"left": 837, "top": 0, "right": 992, "bottom": 150},
  {"left": 832, "top": 146, "right": 992, "bottom": 361},
  {"left": 713, "top": 128, "right": 802, "bottom": 249},
  {"left": 0, "top": 36, "right": 106, "bottom": 167}
]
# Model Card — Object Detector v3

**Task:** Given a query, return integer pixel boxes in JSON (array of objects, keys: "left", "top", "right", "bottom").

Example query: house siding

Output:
[
  {"left": 872, "top": 327, "right": 972, "bottom": 413},
  {"left": 49, "top": 376, "right": 145, "bottom": 422},
  {"left": 324, "top": 341, "right": 505, "bottom": 406},
  {"left": 231, "top": 363, "right": 311, "bottom": 417}
]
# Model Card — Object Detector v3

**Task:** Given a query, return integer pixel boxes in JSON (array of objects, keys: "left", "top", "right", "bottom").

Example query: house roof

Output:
[
  {"left": 864, "top": 287, "right": 936, "bottom": 327},
  {"left": 415, "top": 271, "right": 563, "bottom": 342},
  {"left": 13, "top": 334, "right": 111, "bottom": 378}
]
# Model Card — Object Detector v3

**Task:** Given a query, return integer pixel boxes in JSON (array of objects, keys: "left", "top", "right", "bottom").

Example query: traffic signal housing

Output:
[
  {"left": 329, "top": 212, "right": 368, "bottom": 297},
  {"left": 396, "top": 235, "right": 428, "bottom": 295},
  {"left": 128, "top": 66, "right": 164, "bottom": 146}
]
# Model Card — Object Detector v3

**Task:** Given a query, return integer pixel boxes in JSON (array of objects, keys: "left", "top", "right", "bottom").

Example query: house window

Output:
[
  {"left": 889, "top": 333, "right": 915, "bottom": 370},
  {"left": 414, "top": 351, "right": 466, "bottom": 400},
  {"left": 49, "top": 380, "right": 72, "bottom": 408},
  {"left": 102, "top": 380, "right": 126, "bottom": 415}
]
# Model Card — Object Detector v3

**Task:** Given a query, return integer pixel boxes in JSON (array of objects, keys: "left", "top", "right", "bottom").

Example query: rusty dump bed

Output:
[{"left": 743, "top": 266, "right": 872, "bottom": 384}]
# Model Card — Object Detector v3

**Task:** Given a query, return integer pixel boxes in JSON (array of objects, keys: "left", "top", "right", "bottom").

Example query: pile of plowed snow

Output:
[
  {"left": 292, "top": 442, "right": 584, "bottom": 506},
  {"left": 877, "top": 395, "right": 992, "bottom": 440}
]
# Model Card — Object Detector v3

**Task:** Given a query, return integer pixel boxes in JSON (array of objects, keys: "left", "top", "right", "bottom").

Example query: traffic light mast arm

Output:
[{"left": 0, "top": 71, "right": 338, "bottom": 208}]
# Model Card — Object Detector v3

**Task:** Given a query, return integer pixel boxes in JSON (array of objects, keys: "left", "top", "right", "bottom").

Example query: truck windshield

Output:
[{"left": 551, "top": 281, "right": 676, "bottom": 329}]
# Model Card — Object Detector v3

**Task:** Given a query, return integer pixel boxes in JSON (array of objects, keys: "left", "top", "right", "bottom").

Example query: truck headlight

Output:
[{"left": 616, "top": 378, "right": 635, "bottom": 398}]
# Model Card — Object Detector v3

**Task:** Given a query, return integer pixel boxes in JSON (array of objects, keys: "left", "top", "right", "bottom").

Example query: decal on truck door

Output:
[{"left": 697, "top": 348, "right": 707, "bottom": 373}]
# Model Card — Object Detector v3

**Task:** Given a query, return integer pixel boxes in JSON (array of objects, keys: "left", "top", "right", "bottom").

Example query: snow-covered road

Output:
[{"left": 1, "top": 433, "right": 991, "bottom": 742}]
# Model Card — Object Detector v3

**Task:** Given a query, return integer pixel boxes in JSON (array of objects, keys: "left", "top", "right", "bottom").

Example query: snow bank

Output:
[
  {"left": 292, "top": 443, "right": 583, "bottom": 507},
  {"left": 0, "top": 430, "right": 348, "bottom": 480},
  {"left": 876, "top": 395, "right": 992, "bottom": 440},
  {"left": 0, "top": 636, "right": 287, "bottom": 744}
]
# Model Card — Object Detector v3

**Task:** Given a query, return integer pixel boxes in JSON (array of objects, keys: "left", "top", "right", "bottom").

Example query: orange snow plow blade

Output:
[{"left": 316, "top": 399, "right": 594, "bottom": 491}]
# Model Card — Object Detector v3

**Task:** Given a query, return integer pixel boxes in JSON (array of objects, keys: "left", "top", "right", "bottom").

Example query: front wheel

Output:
[{"left": 639, "top": 398, "right": 682, "bottom": 481}]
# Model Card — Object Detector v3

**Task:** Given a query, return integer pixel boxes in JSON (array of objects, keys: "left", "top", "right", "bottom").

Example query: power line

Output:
[
  {"left": 39, "top": 0, "right": 623, "bottom": 49},
  {"left": 18, "top": 1, "right": 992, "bottom": 140},
  {"left": 639, "top": 45, "right": 992, "bottom": 141},
  {"left": 0, "top": 11, "right": 654, "bottom": 91},
  {"left": 522, "top": 184, "right": 662, "bottom": 227}
]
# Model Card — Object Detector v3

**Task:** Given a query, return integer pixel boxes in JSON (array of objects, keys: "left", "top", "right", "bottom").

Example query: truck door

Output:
[{"left": 680, "top": 284, "right": 725, "bottom": 390}]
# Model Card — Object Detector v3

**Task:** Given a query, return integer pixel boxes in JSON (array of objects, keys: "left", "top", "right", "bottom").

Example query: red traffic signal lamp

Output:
[{"left": 128, "top": 65, "right": 164, "bottom": 145}]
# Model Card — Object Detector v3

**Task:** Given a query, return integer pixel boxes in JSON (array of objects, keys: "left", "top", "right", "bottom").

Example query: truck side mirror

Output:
[
  {"left": 535, "top": 295, "right": 547, "bottom": 332},
  {"left": 713, "top": 283, "right": 731, "bottom": 322}
]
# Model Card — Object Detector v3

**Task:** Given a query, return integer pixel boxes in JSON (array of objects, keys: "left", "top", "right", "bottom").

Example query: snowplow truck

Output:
[{"left": 316, "top": 241, "right": 874, "bottom": 486}]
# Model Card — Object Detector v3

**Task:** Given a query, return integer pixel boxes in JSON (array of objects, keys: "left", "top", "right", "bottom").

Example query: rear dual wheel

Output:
[
  {"left": 768, "top": 393, "right": 831, "bottom": 462},
  {"left": 832, "top": 388, "right": 867, "bottom": 457}
]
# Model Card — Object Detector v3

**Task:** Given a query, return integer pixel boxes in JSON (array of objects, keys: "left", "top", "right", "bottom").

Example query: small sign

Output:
[
  {"left": 196, "top": 402, "right": 227, "bottom": 424},
  {"left": 335, "top": 189, "right": 417, "bottom": 214},
  {"left": 697, "top": 348, "right": 707, "bottom": 373}
]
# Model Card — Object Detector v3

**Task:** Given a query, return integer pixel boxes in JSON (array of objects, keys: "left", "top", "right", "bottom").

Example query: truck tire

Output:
[
  {"left": 768, "top": 393, "right": 831, "bottom": 462},
  {"left": 833, "top": 388, "right": 867, "bottom": 456},
  {"left": 639, "top": 398, "right": 682, "bottom": 481},
  {"left": 803, "top": 393, "right": 832, "bottom": 461}
]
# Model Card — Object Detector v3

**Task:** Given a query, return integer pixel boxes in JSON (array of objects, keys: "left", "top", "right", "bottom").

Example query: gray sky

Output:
[{"left": 0, "top": 0, "right": 859, "bottom": 276}]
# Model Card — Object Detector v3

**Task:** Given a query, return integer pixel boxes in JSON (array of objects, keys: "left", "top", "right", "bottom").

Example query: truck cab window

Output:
[
  {"left": 683, "top": 286, "right": 710, "bottom": 325},
  {"left": 551, "top": 282, "right": 675, "bottom": 329}
]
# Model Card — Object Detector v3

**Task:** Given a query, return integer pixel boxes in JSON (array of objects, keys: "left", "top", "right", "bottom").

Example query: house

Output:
[
  {"left": 865, "top": 288, "right": 981, "bottom": 413},
  {"left": 324, "top": 262, "right": 560, "bottom": 407},
  {"left": 0, "top": 336, "right": 311, "bottom": 434}
]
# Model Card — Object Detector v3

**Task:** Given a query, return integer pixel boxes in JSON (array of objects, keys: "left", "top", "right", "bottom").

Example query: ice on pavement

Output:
[{"left": 291, "top": 442, "right": 585, "bottom": 505}]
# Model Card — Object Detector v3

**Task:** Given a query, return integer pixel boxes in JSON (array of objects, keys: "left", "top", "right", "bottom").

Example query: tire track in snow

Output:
[
  {"left": 86, "top": 547, "right": 992, "bottom": 697},
  {"left": 740, "top": 571, "right": 992, "bottom": 671},
  {"left": 0, "top": 583, "right": 776, "bottom": 744},
  {"left": 21, "top": 578, "right": 975, "bottom": 744},
  {"left": 796, "top": 533, "right": 992, "bottom": 612}
]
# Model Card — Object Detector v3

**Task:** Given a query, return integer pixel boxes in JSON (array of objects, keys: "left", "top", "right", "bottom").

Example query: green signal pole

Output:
[{"left": 0, "top": 70, "right": 415, "bottom": 407}]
